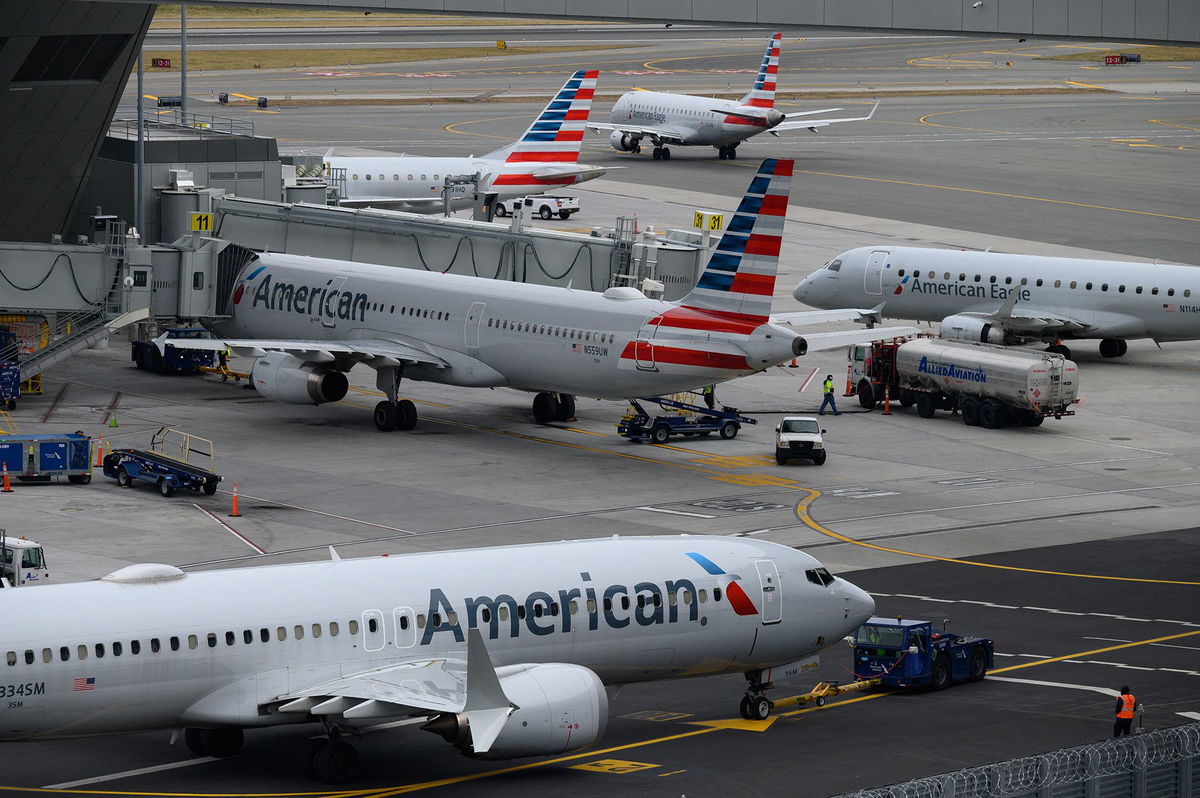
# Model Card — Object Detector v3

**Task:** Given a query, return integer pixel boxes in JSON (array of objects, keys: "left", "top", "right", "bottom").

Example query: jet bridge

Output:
[{"left": 210, "top": 196, "right": 706, "bottom": 300}]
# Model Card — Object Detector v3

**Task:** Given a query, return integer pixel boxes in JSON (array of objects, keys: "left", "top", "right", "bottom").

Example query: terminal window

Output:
[{"left": 14, "top": 34, "right": 131, "bottom": 82}]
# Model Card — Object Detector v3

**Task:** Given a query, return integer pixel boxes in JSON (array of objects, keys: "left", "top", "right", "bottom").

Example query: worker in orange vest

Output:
[{"left": 1113, "top": 685, "right": 1137, "bottom": 737}]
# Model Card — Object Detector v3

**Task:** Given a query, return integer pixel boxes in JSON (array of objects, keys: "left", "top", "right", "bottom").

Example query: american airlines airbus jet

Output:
[
  {"left": 794, "top": 246, "right": 1200, "bottom": 359},
  {"left": 588, "top": 33, "right": 877, "bottom": 161},
  {"left": 173, "top": 160, "right": 913, "bottom": 431},
  {"left": 0, "top": 536, "right": 875, "bottom": 782},
  {"left": 326, "top": 71, "right": 608, "bottom": 212}
]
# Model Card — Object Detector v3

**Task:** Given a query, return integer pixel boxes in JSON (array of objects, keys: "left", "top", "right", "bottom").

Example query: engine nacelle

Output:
[
  {"left": 939, "top": 315, "right": 1016, "bottom": 346},
  {"left": 609, "top": 130, "right": 639, "bottom": 152},
  {"left": 425, "top": 663, "right": 608, "bottom": 759},
  {"left": 251, "top": 351, "right": 348, "bottom": 405},
  {"left": 743, "top": 324, "right": 807, "bottom": 368}
]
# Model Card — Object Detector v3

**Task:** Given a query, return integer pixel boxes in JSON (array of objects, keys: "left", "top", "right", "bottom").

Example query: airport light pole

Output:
[
  {"left": 136, "top": 46, "right": 145, "bottom": 238},
  {"left": 180, "top": 5, "right": 188, "bottom": 123}
]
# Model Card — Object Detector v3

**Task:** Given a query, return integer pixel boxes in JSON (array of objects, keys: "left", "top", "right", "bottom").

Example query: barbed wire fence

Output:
[{"left": 833, "top": 722, "right": 1200, "bottom": 798}]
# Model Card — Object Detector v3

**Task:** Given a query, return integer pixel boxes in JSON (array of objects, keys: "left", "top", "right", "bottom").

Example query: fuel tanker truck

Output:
[{"left": 847, "top": 337, "right": 1078, "bottom": 429}]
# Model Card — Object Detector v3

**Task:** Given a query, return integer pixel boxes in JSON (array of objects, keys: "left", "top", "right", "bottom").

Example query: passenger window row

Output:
[
  {"left": 5, "top": 618, "right": 359, "bottom": 668},
  {"left": 896, "top": 269, "right": 1191, "bottom": 298},
  {"left": 351, "top": 173, "right": 442, "bottom": 182},
  {"left": 487, "top": 317, "right": 615, "bottom": 344}
]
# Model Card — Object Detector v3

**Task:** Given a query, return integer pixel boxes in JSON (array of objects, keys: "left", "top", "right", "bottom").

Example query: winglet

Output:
[
  {"left": 996, "top": 288, "right": 1020, "bottom": 318},
  {"left": 463, "top": 629, "right": 515, "bottom": 754},
  {"left": 328, "top": 546, "right": 341, "bottom": 562}
]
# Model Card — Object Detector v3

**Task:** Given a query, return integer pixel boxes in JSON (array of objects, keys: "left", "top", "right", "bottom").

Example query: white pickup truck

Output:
[
  {"left": 494, "top": 195, "right": 580, "bottom": 220},
  {"left": 774, "top": 416, "right": 827, "bottom": 465}
]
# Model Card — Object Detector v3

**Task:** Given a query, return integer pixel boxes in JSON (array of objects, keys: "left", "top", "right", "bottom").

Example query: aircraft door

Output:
[
  {"left": 465, "top": 302, "right": 485, "bottom": 353},
  {"left": 754, "top": 560, "right": 782, "bottom": 624},
  {"left": 634, "top": 323, "right": 657, "bottom": 371},
  {"left": 393, "top": 607, "right": 416, "bottom": 649},
  {"left": 362, "top": 609, "right": 387, "bottom": 651},
  {"left": 864, "top": 251, "right": 888, "bottom": 296},
  {"left": 321, "top": 276, "right": 348, "bottom": 329}
]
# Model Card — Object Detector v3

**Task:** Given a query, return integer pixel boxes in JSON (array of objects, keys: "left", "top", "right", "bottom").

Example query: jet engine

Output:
[
  {"left": 251, "top": 351, "right": 349, "bottom": 405},
  {"left": 939, "top": 315, "right": 1017, "bottom": 346},
  {"left": 424, "top": 663, "right": 607, "bottom": 759},
  {"left": 743, "top": 324, "right": 807, "bottom": 368},
  {"left": 609, "top": 131, "right": 640, "bottom": 152}
]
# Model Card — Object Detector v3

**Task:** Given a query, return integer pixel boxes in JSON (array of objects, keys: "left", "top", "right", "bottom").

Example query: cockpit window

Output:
[
  {"left": 826, "top": 259, "right": 842, "bottom": 272},
  {"left": 805, "top": 568, "right": 835, "bottom": 587}
]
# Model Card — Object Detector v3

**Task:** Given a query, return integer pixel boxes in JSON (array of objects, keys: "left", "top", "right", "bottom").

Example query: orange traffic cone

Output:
[
  {"left": 843, "top": 364, "right": 854, "bottom": 397},
  {"left": 882, "top": 384, "right": 892, "bottom": 415},
  {"left": 94, "top": 437, "right": 105, "bottom": 468},
  {"left": 1, "top": 463, "right": 11, "bottom": 493},
  {"left": 788, "top": 357, "right": 798, "bottom": 368},
  {"left": 228, "top": 482, "right": 241, "bottom": 518}
]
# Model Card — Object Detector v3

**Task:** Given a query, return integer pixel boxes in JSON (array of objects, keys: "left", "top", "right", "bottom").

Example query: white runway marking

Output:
[
  {"left": 988, "top": 677, "right": 1120, "bottom": 697},
  {"left": 638, "top": 507, "right": 716, "bottom": 518},
  {"left": 193, "top": 504, "right": 267, "bottom": 555},
  {"left": 874, "top": 594, "right": 1200, "bottom": 628},
  {"left": 46, "top": 757, "right": 216, "bottom": 789}
]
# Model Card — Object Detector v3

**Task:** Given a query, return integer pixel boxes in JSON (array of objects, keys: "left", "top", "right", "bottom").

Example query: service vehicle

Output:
[
  {"left": 0, "top": 535, "right": 49, "bottom": 587},
  {"left": 618, "top": 396, "right": 756, "bottom": 443},
  {"left": 131, "top": 327, "right": 215, "bottom": 374},
  {"left": 493, "top": 195, "right": 580, "bottom": 220},
  {"left": 774, "top": 416, "right": 826, "bottom": 465},
  {"left": 848, "top": 336, "right": 1078, "bottom": 428},
  {"left": 102, "top": 427, "right": 221, "bottom": 497},
  {"left": 852, "top": 616, "right": 993, "bottom": 689}
]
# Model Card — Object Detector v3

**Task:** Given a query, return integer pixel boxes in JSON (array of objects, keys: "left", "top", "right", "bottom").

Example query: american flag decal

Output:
[
  {"left": 73, "top": 677, "right": 96, "bottom": 691},
  {"left": 571, "top": 342, "right": 582, "bottom": 352},
  {"left": 1164, "top": 303, "right": 1177, "bottom": 311}
]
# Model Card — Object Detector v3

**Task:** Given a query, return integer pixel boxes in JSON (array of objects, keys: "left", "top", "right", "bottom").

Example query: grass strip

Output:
[
  {"left": 139, "top": 45, "right": 622, "bottom": 72},
  {"left": 1040, "top": 45, "right": 1200, "bottom": 62}
]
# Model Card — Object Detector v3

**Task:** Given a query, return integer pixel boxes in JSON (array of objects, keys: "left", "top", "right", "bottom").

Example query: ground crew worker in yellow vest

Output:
[
  {"left": 1113, "top": 685, "right": 1136, "bottom": 737},
  {"left": 819, "top": 375, "right": 840, "bottom": 416},
  {"left": 701, "top": 385, "right": 716, "bottom": 410},
  {"left": 218, "top": 346, "right": 232, "bottom": 382}
]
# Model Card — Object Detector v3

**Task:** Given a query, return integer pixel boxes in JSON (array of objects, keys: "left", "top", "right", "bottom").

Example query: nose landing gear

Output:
[{"left": 739, "top": 670, "right": 775, "bottom": 720}]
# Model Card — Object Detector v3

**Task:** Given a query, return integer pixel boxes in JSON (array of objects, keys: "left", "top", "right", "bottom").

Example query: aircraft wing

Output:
[
  {"left": 799, "top": 325, "right": 920, "bottom": 353},
  {"left": 959, "top": 307, "right": 1092, "bottom": 334},
  {"left": 153, "top": 335, "right": 449, "bottom": 368},
  {"left": 529, "top": 164, "right": 612, "bottom": 180},
  {"left": 337, "top": 197, "right": 445, "bottom": 211},
  {"left": 586, "top": 121, "right": 687, "bottom": 145},
  {"left": 771, "top": 101, "right": 879, "bottom": 133},
  {"left": 276, "top": 656, "right": 468, "bottom": 718},
  {"left": 771, "top": 307, "right": 884, "bottom": 326}
]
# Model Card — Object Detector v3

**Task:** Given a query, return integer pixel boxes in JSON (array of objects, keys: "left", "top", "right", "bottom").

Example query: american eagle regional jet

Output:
[
  {"left": 0, "top": 536, "right": 876, "bottom": 783},
  {"left": 588, "top": 33, "right": 878, "bottom": 161},
  {"left": 171, "top": 160, "right": 914, "bottom": 431},
  {"left": 794, "top": 245, "right": 1200, "bottom": 359},
  {"left": 326, "top": 70, "right": 608, "bottom": 213}
]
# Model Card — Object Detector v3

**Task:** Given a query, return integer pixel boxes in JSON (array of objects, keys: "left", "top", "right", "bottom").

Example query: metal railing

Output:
[
  {"left": 834, "top": 722, "right": 1200, "bottom": 798},
  {"left": 110, "top": 106, "right": 254, "bottom": 139}
]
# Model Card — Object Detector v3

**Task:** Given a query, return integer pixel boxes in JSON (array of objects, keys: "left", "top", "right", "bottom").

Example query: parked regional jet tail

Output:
[
  {"left": 1, "top": 535, "right": 876, "bottom": 783},
  {"left": 739, "top": 32, "right": 781, "bottom": 109},
  {"left": 326, "top": 70, "right": 607, "bottom": 212}
]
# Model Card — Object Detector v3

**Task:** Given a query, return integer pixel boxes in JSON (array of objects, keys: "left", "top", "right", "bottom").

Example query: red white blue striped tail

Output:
[
  {"left": 739, "top": 32, "right": 781, "bottom": 109},
  {"left": 676, "top": 158, "right": 792, "bottom": 322},
  {"left": 493, "top": 70, "right": 598, "bottom": 187}
]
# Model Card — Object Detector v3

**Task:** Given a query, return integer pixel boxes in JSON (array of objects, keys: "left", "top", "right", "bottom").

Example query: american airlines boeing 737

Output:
[
  {"left": 326, "top": 71, "right": 608, "bottom": 212},
  {"left": 171, "top": 160, "right": 913, "bottom": 431},
  {"left": 0, "top": 536, "right": 875, "bottom": 783},
  {"left": 793, "top": 246, "right": 1200, "bottom": 359},
  {"left": 588, "top": 33, "right": 877, "bottom": 161}
]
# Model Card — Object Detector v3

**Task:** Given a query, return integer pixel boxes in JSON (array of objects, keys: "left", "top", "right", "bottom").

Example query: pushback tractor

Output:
[{"left": 853, "top": 616, "right": 993, "bottom": 689}]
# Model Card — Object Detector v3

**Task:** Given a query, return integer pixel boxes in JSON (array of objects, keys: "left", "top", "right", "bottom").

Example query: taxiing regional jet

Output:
[
  {"left": 588, "top": 33, "right": 877, "bottom": 161},
  {"left": 0, "top": 535, "right": 875, "bottom": 783},
  {"left": 794, "top": 245, "right": 1200, "bottom": 359},
  {"left": 171, "top": 159, "right": 914, "bottom": 431},
  {"left": 325, "top": 70, "right": 608, "bottom": 212}
]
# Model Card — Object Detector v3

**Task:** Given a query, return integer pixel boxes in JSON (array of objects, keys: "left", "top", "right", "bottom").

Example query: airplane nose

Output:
[
  {"left": 841, "top": 579, "right": 875, "bottom": 628},
  {"left": 792, "top": 279, "right": 810, "bottom": 301},
  {"left": 766, "top": 109, "right": 786, "bottom": 127}
]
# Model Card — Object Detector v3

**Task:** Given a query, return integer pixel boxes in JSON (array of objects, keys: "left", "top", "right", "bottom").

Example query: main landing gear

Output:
[
  {"left": 305, "top": 733, "right": 359, "bottom": 784},
  {"left": 532, "top": 391, "right": 576, "bottom": 424},
  {"left": 1045, "top": 342, "right": 1072, "bottom": 358},
  {"left": 717, "top": 144, "right": 739, "bottom": 160},
  {"left": 1099, "top": 338, "right": 1128, "bottom": 358},
  {"left": 738, "top": 670, "right": 775, "bottom": 720},
  {"left": 651, "top": 146, "right": 672, "bottom": 161},
  {"left": 373, "top": 364, "right": 417, "bottom": 432}
]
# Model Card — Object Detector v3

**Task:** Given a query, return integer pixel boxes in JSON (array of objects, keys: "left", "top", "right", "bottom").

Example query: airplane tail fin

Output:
[
  {"left": 676, "top": 158, "right": 792, "bottom": 322},
  {"left": 487, "top": 70, "right": 598, "bottom": 179},
  {"left": 738, "top": 33, "right": 781, "bottom": 109}
]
